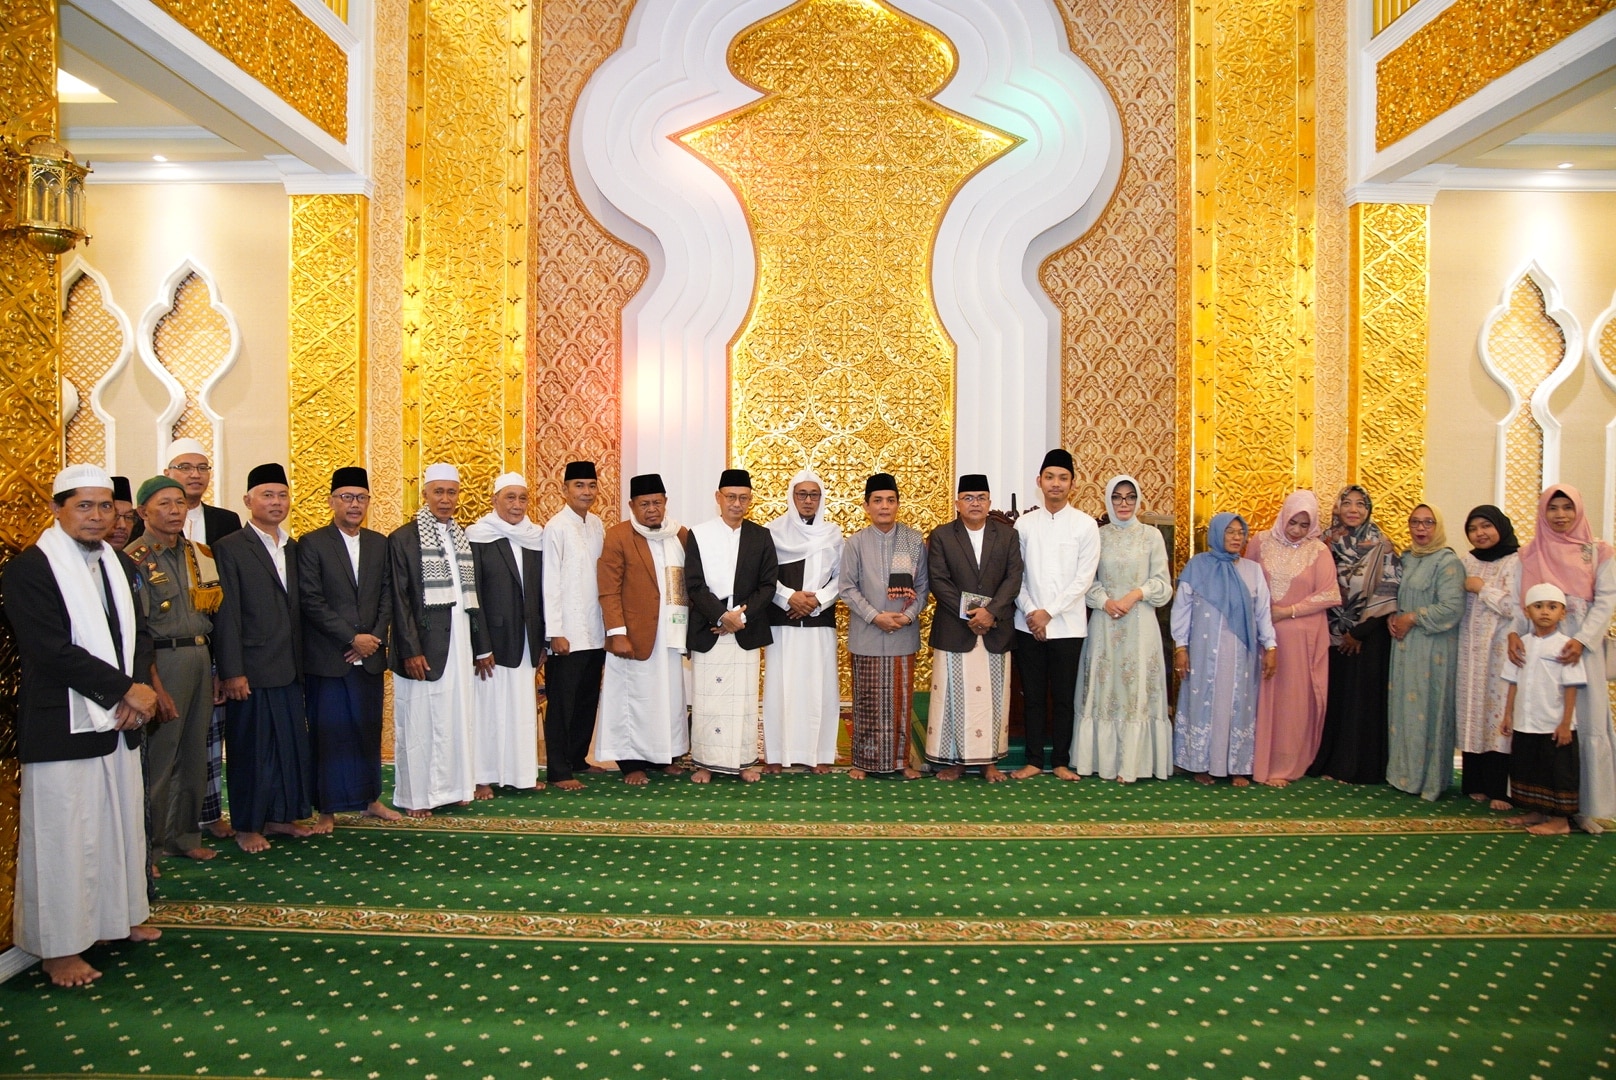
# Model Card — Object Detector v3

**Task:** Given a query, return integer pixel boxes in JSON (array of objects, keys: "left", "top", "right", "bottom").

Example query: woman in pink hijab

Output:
[
  {"left": 1248, "top": 491, "right": 1341, "bottom": 786},
  {"left": 1509, "top": 485, "right": 1616, "bottom": 831}
]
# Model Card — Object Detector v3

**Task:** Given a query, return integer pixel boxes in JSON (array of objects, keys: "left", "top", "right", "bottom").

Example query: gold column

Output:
[
  {"left": 402, "top": 0, "right": 529, "bottom": 517},
  {"left": 1185, "top": 0, "right": 1319, "bottom": 548},
  {"left": 1348, "top": 203, "right": 1427, "bottom": 548},
  {"left": 289, "top": 193, "right": 369, "bottom": 534},
  {"left": 0, "top": 0, "right": 63, "bottom": 949}
]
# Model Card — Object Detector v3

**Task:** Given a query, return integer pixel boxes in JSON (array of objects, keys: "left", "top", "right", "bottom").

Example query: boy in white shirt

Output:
[{"left": 1501, "top": 582, "right": 1586, "bottom": 836}]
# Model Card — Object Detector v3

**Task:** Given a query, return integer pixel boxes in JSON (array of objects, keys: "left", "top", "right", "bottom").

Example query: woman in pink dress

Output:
[{"left": 1249, "top": 491, "right": 1342, "bottom": 786}]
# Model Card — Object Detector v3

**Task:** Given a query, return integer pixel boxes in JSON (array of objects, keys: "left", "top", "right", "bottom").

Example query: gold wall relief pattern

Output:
[
  {"left": 1186, "top": 0, "right": 1318, "bottom": 547},
  {"left": 150, "top": 0, "right": 348, "bottom": 141},
  {"left": 366, "top": 0, "right": 408, "bottom": 537},
  {"left": 153, "top": 273, "right": 233, "bottom": 501},
  {"left": 678, "top": 0, "right": 1015, "bottom": 538},
  {"left": 527, "top": 0, "right": 644, "bottom": 528},
  {"left": 0, "top": 0, "right": 61, "bottom": 952},
  {"left": 1312, "top": 0, "right": 1350, "bottom": 509},
  {"left": 60, "top": 273, "right": 125, "bottom": 468},
  {"left": 1376, "top": 0, "right": 1616, "bottom": 151},
  {"left": 1348, "top": 203, "right": 1428, "bottom": 551},
  {"left": 1042, "top": 0, "right": 1179, "bottom": 523},
  {"left": 1482, "top": 276, "right": 1571, "bottom": 540},
  {"left": 402, "top": 0, "right": 529, "bottom": 517},
  {"left": 289, "top": 194, "right": 368, "bottom": 536}
]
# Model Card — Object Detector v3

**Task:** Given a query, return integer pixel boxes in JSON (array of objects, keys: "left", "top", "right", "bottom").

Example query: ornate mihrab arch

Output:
[{"left": 138, "top": 259, "right": 242, "bottom": 489}]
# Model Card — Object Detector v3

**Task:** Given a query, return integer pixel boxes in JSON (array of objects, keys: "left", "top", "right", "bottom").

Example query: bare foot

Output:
[
  {"left": 41, "top": 955, "right": 101, "bottom": 988},
  {"left": 206, "top": 819, "right": 235, "bottom": 839},
  {"left": 1010, "top": 764, "right": 1042, "bottom": 780},
  {"left": 1468, "top": 792, "right": 1488, "bottom": 802},
  {"left": 623, "top": 770, "right": 650, "bottom": 786},
  {"left": 1507, "top": 812, "right": 1546, "bottom": 826},
  {"left": 554, "top": 779, "right": 585, "bottom": 791},
  {"left": 935, "top": 766, "right": 964, "bottom": 782},
  {"left": 984, "top": 765, "right": 1008, "bottom": 783},
  {"left": 149, "top": 861, "right": 162, "bottom": 879},
  {"left": 740, "top": 768, "right": 762, "bottom": 783},
  {"left": 363, "top": 801, "right": 403, "bottom": 821},
  {"left": 127, "top": 924, "right": 162, "bottom": 943},
  {"left": 662, "top": 764, "right": 685, "bottom": 777},
  {"left": 764, "top": 763, "right": 784, "bottom": 775},
  {"left": 178, "top": 846, "right": 216, "bottom": 861},
  {"left": 1526, "top": 817, "right": 1571, "bottom": 835},
  {"left": 1115, "top": 775, "right": 1135, "bottom": 784},
  {"left": 584, "top": 765, "right": 610, "bottom": 774},
  {"left": 901, "top": 767, "right": 923, "bottom": 780},
  {"left": 1194, "top": 772, "right": 1215, "bottom": 786},
  {"left": 847, "top": 767, "right": 867, "bottom": 780},
  {"left": 474, "top": 784, "right": 495, "bottom": 800},
  {"left": 690, "top": 768, "right": 713, "bottom": 784},
  {"left": 310, "top": 814, "right": 336, "bottom": 835},
  {"left": 1052, "top": 766, "right": 1080, "bottom": 782},
  {"left": 533, "top": 781, "right": 547, "bottom": 791},
  {"left": 406, "top": 807, "right": 433, "bottom": 818},
  {"left": 1262, "top": 778, "right": 1290, "bottom": 789},
  {"left": 812, "top": 764, "right": 832, "bottom": 775},
  {"left": 264, "top": 821, "right": 313, "bottom": 838},
  {"left": 1488, "top": 798, "right": 1513, "bottom": 811},
  {"left": 235, "top": 831, "right": 270, "bottom": 853},
  {"left": 1231, "top": 776, "right": 1251, "bottom": 787}
]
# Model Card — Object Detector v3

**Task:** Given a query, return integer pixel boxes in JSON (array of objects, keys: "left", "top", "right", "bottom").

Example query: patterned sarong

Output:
[
  {"left": 851, "top": 654, "right": 914, "bottom": 773},
  {"left": 1511, "top": 731, "right": 1580, "bottom": 817},
  {"left": 690, "top": 635, "right": 762, "bottom": 773},
  {"left": 926, "top": 640, "right": 1009, "bottom": 766}
]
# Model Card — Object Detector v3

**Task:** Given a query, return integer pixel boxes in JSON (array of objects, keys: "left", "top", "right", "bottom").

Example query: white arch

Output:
[
  {"left": 135, "top": 257, "right": 243, "bottom": 485},
  {"left": 59, "top": 256, "right": 135, "bottom": 473},
  {"left": 1589, "top": 288, "right": 1616, "bottom": 542}
]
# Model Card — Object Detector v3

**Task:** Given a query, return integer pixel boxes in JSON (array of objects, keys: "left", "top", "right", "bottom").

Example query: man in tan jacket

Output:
[{"left": 596, "top": 474, "right": 691, "bottom": 784}]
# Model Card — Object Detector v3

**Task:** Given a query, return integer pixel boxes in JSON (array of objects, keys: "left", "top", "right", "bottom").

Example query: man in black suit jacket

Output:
[
  {"left": 298, "top": 467, "right": 399, "bottom": 831},
  {"left": 468, "top": 472, "right": 547, "bottom": 795},
  {"left": 1, "top": 465, "right": 160, "bottom": 988},
  {"left": 924, "top": 474, "right": 1024, "bottom": 782},
  {"left": 684, "top": 468, "right": 778, "bottom": 783},
  {"left": 212, "top": 463, "right": 314, "bottom": 853}
]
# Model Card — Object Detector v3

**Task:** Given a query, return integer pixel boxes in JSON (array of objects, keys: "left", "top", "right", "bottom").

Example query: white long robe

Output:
[
  {"left": 761, "top": 539, "right": 841, "bottom": 768},
  {"left": 598, "top": 534, "right": 689, "bottom": 765},
  {"left": 393, "top": 538, "right": 477, "bottom": 810}
]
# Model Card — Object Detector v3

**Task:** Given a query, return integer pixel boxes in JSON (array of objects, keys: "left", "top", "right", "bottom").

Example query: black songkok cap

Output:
[
  {"left": 864, "top": 473, "right": 899, "bottom": 498},
  {"left": 718, "top": 468, "right": 751, "bottom": 489},
  {"left": 330, "top": 466, "right": 369, "bottom": 492},
  {"left": 111, "top": 475, "right": 132, "bottom": 502},
  {"left": 247, "top": 462, "right": 290, "bottom": 490},
  {"left": 629, "top": 473, "right": 666, "bottom": 499},
  {"left": 1040, "top": 448, "right": 1075, "bottom": 475},
  {"left": 564, "top": 460, "right": 597, "bottom": 481},
  {"left": 957, "top": 474, "right": 989, "bottom": 494}
]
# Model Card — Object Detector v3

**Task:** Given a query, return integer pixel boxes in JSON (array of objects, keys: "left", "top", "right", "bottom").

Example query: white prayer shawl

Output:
[
  {"left": 598, "top": 528, "right": 690, "bottom": 764},
  {"left": 692, "top": 517, "right": 743, "bottom": 607},
  {"left": 629, "top": 517, "right": 688, "bottom": 650},
  {"left": 37, "top": 523, "right": 136, "bottom": 733},
  {"left": 466, "top": 512, "right": 545, "bottom": 550},
  {"left": 762, "top": 625, "right": 840, "bottom": 767},
  {"left": 768, "top": 470, "right": 843, "bottom": 609},
  {"left": 473, "top": 649, "right": 539, "bottom": 788},
  {"left": 393, "top": 536, "right": 477, "bottom": 809}
]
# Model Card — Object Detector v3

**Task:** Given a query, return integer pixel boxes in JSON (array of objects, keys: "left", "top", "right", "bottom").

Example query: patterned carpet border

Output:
[
  {"left": 331, "top": 813, "right": 1520, "bottom": 839},
  {"left": 149, "top": 901, "right": 1616, "bottom": 945}
]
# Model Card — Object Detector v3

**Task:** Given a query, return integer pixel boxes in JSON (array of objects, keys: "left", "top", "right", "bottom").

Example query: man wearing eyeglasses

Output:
[{"left": 297, "top": 468, "right": 399, "bottom": 832}]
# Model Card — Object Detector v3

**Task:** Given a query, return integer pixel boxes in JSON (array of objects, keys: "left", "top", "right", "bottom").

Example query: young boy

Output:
[{"left": 1501, "top": 583, "right": 1587, "bottom": 836}]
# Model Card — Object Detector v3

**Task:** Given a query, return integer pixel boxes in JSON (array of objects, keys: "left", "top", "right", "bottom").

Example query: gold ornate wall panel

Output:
[
  {"left": 526, "top": 0, "right": 644, "bottom": 529},
  {"left": 366, "top": 0, "right": 408, "bottom": 539},
  {"left": 1348, "top": 203, "right": 1427, "bottom": 551},
  {"left": 60, "top": 274, "right": 124, "bottom": 467},
  {"left": 289, "top": 194, "right": 368, "bottom": 535},
  {"left": 1185, "top": 0, "right": 1319, "bottom": 548},
  {"left": 1376, "top": 0, "right": 1616, "bottom": 151},
  {"left": 1372, "top": 0, "right": 1420, "bottom": 36},
  {"left": 150, "top": 0, "right": 348, "bottom": 141},
  {"left": 1312, "top": 0, "right": 1349, "bottom": 509},
  {"left": 152, "top": 273, "right": 232, "bottom": 501},
  {"left": 1043, "top": 0, "right": 1179, "bottom": 524},
  {"left": 680, "top": 0, "right": 1015, "bottom": 539},
  {"left": 1485, "top": 276, "right": 1568, "bottom": 540},
  {"left": 0, "top": 0, "right": 62, "bottom": 953},
  {"left": 402, "top": 0, "right": 529, "bottom": 518}
]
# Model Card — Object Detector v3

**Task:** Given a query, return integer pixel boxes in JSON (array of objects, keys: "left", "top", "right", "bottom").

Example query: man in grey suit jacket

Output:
[
  {"left": 212, "top": 463, "right": 315, "bottom": 853},
  {"left": 924, "top": 474, "right": 1024, "bottom": 782},
  {"left": 298, "top": 467, "right": 399, "bottom": 831}
]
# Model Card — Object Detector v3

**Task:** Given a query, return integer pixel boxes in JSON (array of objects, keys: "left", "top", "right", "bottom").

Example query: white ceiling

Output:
[{"left": 1441, "top": 75, "right": 1616, "bottom": 177}]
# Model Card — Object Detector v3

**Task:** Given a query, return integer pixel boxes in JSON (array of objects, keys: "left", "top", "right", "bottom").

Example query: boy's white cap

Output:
[{"left": 1524, "top": 583, "right": 1567, "bottom": 607}]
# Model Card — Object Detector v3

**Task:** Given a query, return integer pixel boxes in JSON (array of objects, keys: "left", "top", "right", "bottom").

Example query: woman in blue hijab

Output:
[{"left": 1170, "top": 513, "right": 1278, "bottom": 785}]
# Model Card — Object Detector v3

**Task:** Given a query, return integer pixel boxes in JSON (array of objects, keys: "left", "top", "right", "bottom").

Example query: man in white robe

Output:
[
  {"left": 762, "top": 470, "right": 844, "bottom": 773},
  {"left": 2, "top": 465, "right": 161, "bottom": 987},
  {"left": 597, "top": 473, "right": 690, "bottom": 784},
  {"left": 387, "top": 464, "right": 495, "bottom": 816},
  {"left": 468, "top": 471, "right": 547, "bottom": 794}
]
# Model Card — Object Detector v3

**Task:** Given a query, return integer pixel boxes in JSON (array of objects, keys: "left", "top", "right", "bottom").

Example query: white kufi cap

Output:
[
  {"left": 166, "top": 437, "right": 209, "bottom": 463},
  {"left": 1523, "top": 583, "right": 1567, "bottom": 608},
  {"left": 423, "top": 462, "right": 460, "bottom": 485},
  {"left": 53, "top": 464, "right": 114, "bottom": 495},
  {"left": 493, "top": 471, "right": 527, "bottom": 494}
]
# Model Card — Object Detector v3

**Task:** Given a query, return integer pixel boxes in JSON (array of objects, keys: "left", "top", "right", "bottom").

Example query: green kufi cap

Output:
[{"left": 137, "top": 475, "right": 186, "bottom": 505}]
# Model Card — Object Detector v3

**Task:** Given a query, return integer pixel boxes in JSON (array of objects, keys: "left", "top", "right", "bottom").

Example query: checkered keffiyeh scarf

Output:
[{"left": 415, "top": 508, "right": 479, "bottom": 611}]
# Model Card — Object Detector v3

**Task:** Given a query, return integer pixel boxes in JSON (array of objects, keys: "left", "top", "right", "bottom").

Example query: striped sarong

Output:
[
  {"left": 851, "top": 653, "right": 914, "bottom": 774},
  {"left": 1510, "top": 731, "right": 1580, "bottom": 817},
  {"left": 926, "top": 640, "right": 1009, "bottom": 767}
]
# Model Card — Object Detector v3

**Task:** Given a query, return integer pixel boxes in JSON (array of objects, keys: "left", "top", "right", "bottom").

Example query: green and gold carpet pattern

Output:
[{"left": 4, "top": 772, "right": 1615, "bottom": 1078}]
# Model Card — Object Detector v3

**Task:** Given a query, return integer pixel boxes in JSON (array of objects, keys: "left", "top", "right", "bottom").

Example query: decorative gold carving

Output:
[
  {"left": 402, "top": 0, "right": 528, "bottom": 518},
  {"left": 60, "top": 273, "right": 123, "bottom": 466},
  {"left": 1349, "top": 203, "right": 1427, "bottom": 551},
  {"left": 0, "top": 0, "right": 62, "bottom": 952},
  {"left": 289, "top": 194, "right": 368, "bottom": 536},
  {"left": 150, "top": 0, "right": 348, "bottom": 141},
  {"left": 1313, "top": 0, "right": 1350, "bottom": 508},
  {"left": 678, "top": 0, "right": 1015, "bottom": 540},
  {"left": 153, "top": 272, "right": 231, "bottom": 502},
  {"left": 1042, "top": 0, "right": 1180, "bottom": 525},
  {"left": 1485, "top": 276, "right": 1568, "bottom": 540},
  {"left": 367, "top": 0, "right": 407, "bottom": 541},
  {"left": 1185, "top": 0, "right": 1319, "bottom": 548},
  {"left": 1376, "top": 0, "right": 1616, "bottom": 150}
]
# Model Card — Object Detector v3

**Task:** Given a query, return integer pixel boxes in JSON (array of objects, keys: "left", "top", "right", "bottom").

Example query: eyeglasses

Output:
[
  {"left": 333, "top": 493, "right": 372, "bottom": 505},
  {"left": 958, "top": 494, "right": 990, "bottom": 504},
  {"left": 793, "top": 491, "right": 822, "bottom": 501},
  {"left": 1409, "top": 518, "right": 1436, "bottom": 527},
  {"left": 169, "top": 463, "right": 212, "bottom": 475},
  {"left": 1110, "top": 493, "right": 1138, "bottom": 503}
]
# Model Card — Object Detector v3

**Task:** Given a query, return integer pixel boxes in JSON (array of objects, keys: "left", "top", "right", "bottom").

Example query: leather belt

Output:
[{"left": 153, "top": 634, "right": 209, "bottom": 650}]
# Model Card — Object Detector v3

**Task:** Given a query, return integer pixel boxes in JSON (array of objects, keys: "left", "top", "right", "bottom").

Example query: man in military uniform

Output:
[{"left": 126, "top": 475, "right": 222, "bottom": 872}]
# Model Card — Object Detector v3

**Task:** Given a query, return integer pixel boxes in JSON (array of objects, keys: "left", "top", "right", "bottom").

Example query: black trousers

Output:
[
  {"left": 543, "top": 648, "right": 605, "bottom": 782},
  {"left": 1014, "top": 632, "right": 1083, "bottom": 770}
]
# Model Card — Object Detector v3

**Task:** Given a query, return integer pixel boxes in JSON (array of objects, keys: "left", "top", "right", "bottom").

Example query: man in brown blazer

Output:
[
  {"left": 924, "top": 474, "right": 1024, "bottom": 782},
  {"left": 596, "top": 473, "right": 692, "bottom": 784}
]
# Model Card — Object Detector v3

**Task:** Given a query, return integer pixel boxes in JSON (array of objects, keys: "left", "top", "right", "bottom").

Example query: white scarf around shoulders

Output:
[
  {"left": 37, "top": 522, "right": 136, "bottom": 733},
  {"left": 465, "top": 511, "right": 545, "bottom": 550}
]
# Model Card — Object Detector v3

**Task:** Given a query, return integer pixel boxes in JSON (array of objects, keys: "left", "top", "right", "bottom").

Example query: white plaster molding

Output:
[
  {"left": 1589, "top": 289, "right": 1616, "bottom": 543},
  {"left": 136, "top": 259, "right": 243, "bottom": 484},
  {"left": 0, "top": 948, "right": 37, "bottom": 985},
  {"left": 1394, "top": 164, "right": 1616, "bottom": 193},
  {"left": 1361, "top": 0, "right": 1457, "bottom": 63},
  {"left": 573, "top": 0, "right": 1121, "bottom": 518},
  {"left": 1475, "top": 261, "right": 1584, "bottom": 508},
  {"left": 290, "top": 0, "right": 360, "bottom": 52},
  {"left": 282, "top": 173, "right": 377, "bottom": 197},
  {"left": 59, "top": 256, "right": 136, "bottom": 474},
  {"left": 1344, "top": 181, "right": 1441, "bottom": 206}
]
